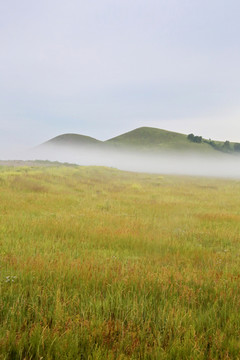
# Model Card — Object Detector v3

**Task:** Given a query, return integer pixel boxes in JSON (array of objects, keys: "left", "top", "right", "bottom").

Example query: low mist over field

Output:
[
  {"left": 33, "top": 145, "right": 240, "bottom": 178},
  {"left": 1, "top": 143, "right": 239, "bottom": 179},
  {"left": 1, "top": 127, "right": 238, "bottom": 178}
]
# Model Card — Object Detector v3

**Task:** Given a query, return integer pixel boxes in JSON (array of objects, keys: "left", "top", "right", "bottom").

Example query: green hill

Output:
[
  {"left": 43, "top": 133, "right": 101, "bottom": 147},
  {"left": 105, "top": 127, "right": 216, "bottom": 153},
  {"left": 40, "top": 127, "right": 239, "bottom": 155}
]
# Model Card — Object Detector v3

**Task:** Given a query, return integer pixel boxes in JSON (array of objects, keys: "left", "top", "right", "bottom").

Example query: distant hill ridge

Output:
[
  {"left": 40, "top": 127, "right": 240, "bottom": 154},
  {"left": 43, "top": 133, "right": 100, "bottom": 146}
]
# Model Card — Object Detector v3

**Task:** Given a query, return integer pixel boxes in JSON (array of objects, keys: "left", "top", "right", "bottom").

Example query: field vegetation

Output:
[{"left": 0, "top": 164, "right": 240, "bottom": 359}]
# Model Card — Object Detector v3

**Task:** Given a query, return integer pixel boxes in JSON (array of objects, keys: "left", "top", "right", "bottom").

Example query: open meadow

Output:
[{"left": 0, "top": 164, "right": 240, "bottom": 359}]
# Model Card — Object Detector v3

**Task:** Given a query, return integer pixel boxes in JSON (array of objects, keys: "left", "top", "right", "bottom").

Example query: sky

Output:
[{"left": 1, "top": 0, "right": 240, "bottom": 150}]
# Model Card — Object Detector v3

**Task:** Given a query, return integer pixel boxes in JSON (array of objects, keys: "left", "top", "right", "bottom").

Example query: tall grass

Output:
[{"left": 0, "top": 165, "right": 240, "bottom": 359}]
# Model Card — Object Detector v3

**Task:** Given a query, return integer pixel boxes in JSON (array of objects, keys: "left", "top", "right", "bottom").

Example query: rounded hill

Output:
[
  {"left": 106, "top": 127, "right": 215, "bottom": 152},
  {"left": 42, "top": 133, "right": 101, "bottom": 147}
]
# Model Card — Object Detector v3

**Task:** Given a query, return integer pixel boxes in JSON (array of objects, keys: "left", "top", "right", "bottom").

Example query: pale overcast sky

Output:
[{"left": 1, "top": 0, "right": 240, "bottom": 149}]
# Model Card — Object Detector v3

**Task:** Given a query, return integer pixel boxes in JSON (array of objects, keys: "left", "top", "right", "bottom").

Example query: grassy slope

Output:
[
  {"left": 1, "top": 165, "right": 240, "bottom": 359},
  {"left": 43, "top": 133, "right": 101, "bottom": 147},
  {"left": 105, "top": 127, "right": 217, "bottom": 153},
  {"left": 43, "top": 127, "right": 221, "bottom": 154}
]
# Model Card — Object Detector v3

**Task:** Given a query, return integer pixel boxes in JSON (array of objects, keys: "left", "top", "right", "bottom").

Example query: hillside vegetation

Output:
[
  {"left": 41, "top": 127, "right": 240, "bottom": 155},
  {"left": 1, "top": 164, "right": 240, "bottom": 359},
  {"left": 106, "top": 127, "right": 215, "bottom": 153},
  {"left": 43, "top": 133, "right": 101, "bottom": 147}
]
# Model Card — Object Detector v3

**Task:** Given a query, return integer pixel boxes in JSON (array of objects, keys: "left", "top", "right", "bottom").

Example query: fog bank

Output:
[{"left": 1, "top": 145, "right": 240, "bottom": 179}]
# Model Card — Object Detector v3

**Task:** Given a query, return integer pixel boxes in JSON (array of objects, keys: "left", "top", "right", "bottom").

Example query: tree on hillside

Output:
[
  {"left": 234, "top": 143, "right": 240, "bottom": 152},
  {"left": 187, "top": 134, "right": 202, "bottom": 143},
  {"left": 222, "top": 141, "right": 231, "bottom": 152},
  {"left": 195, "top": 136, "right": 202, "bottom": 143},
  {"left": 187, "top": 133, "right": 195, "bottom": 142}
]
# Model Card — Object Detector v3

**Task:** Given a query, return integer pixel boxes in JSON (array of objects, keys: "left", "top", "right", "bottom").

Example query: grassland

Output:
[{"left": 0, "top": 164, "right": 240, "bottom": 359}]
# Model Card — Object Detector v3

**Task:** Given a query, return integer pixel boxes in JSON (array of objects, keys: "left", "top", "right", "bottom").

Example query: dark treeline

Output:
[{"left": 187, "top": 133, "right": 240, "bottom": 153}]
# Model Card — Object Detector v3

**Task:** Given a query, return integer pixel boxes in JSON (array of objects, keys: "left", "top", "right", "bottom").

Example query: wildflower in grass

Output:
[{"left": 5, "top": 275, "right": 17, "bottom": 283}]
